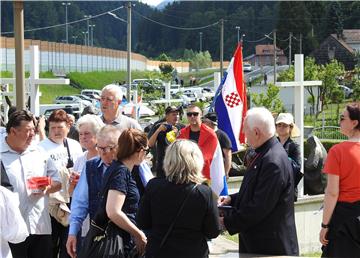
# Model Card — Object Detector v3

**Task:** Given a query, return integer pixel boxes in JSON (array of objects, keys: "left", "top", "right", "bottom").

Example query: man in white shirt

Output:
[
  {"left": 0, "top": 186, "right": 29, "bottom": 258},
  {"left": 1, "top": 110, "right": 61, "bottom": 258}
]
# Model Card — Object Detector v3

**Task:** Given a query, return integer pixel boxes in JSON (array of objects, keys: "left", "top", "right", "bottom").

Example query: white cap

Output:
[
  {"left": 275, "top": 113, "right": 300, "bottom": 138},
  {"left": 275, "top": 113, "right": 294, "bottom": 125}
]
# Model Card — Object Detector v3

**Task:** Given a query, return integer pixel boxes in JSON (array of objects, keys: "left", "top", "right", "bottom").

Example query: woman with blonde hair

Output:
[
  {"left": 137, "top": 139, "right": 220, "bottom": 258},
  {"left": 319, "top": 102, "right": 360, "bottom": 257}
]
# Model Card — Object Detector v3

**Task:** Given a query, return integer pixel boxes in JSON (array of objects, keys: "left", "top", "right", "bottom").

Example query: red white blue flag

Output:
[{"left": 215, "top": 44, "right": 247, "bottom": 152}]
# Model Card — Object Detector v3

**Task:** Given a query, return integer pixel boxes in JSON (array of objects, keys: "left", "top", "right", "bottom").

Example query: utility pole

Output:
[
  {"left": 72, "top": 35, "right": 77, "bottom": 45},
  {"left": 299, "top": 33, "right": 302, "bottom": 54},
  {"left": 199, "top": 32, "right": 203, "bottom": 52},
  {"left": 235, "top": 26, "right": 240, "bottom": 43},
  {"left": 84, "top": 15, "right": 91, "bottom": 46},
  {"left": 289, "top": 32, "right": 292, "bottom": 69},
  {"left": 220, "top": 19, "right": 224, "bottom": 78},
  {"left": 89, "top": 24, "right": 95, "bottom": 46},
  {"left": 127, "top": 1, "right": 132, "bottom": 101},
  {"left": 62, "top": 2, "right": 71, "bottom": 44},
  {"left": 273, "top": 30, "right": 277, "bottom": 84},
  {"left": 14, "top": 1, "right": 25, "bottom": 110}
]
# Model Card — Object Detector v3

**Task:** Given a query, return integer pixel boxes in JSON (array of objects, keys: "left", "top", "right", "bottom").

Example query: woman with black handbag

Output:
[
  {"left": 137, "top": 139, "right": 220, "bottom": 258},
  {"left": 79, "top": 129, "right": 148, "bottom": 258}
]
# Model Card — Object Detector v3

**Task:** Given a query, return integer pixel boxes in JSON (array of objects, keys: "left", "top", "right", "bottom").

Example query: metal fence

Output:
[{"left": 312, "top": 126, "right": 347, "bottom": 140}]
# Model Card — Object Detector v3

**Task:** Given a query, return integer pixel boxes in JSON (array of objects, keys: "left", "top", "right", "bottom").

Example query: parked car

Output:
[
  {"left": 339, "top": 85, "right": 353, "bottom": 98},
  {"left": 243, "top": 63, "right": 252, "bottom": 72},
  {"left": 81, "top": 89, "right": 101, "bottom": 99},
  {"left": 54, "top": 95, "right": 91, "bottom": 106},
  {"left": 40, "top": 104, "right": 82, "bottom": 119}
]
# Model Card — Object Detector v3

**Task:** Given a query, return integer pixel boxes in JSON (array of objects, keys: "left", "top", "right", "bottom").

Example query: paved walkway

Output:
[{"left": 209, "top": 235, "right": 239, "bottom": 257}]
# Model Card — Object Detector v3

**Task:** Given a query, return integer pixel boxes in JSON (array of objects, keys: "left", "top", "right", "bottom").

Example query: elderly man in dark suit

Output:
[{"left": 218, "top": 107, "right": 299, "bottom": 256}]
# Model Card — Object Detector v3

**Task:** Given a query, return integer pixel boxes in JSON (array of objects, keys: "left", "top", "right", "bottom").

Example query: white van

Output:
[{"left": 81, "top": 89, "right": 102, "bottom": 99}]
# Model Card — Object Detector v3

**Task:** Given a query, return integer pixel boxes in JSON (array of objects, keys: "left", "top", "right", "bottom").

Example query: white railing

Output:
[{"left": 312, "top": 126, "right": 346, "bottom": 140}]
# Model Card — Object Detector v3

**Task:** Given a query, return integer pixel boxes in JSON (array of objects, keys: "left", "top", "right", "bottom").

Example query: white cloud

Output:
[{"left": 139, "top": 0, "right": 164, "bottom": 7}]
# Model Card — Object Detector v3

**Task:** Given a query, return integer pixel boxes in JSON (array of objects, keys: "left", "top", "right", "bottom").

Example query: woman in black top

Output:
[
  {"left": 275, "top": 113, "right": 302, "bottom": 201},
  {"left": 137, "top": 139, "right": 220, "bottom": 258},
  {"left": 105, "top": 129, "right": 148, "bottom": 256}
]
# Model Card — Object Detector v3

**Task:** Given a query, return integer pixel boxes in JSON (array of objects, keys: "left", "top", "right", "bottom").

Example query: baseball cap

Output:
[
  {"left": 203, "top": 112, "right": 218, "bottom": 126},
  {"left": 275, "top": 113, "right": 300, "bottom": 137},
  {"left": 165, "top": 106, "right": 179, "bottom": 115}
]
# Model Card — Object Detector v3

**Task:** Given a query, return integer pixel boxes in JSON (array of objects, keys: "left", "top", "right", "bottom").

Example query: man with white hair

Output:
[
  {"left": 218, "top": 107, "right": 299, "bottom": 256},
  {"left": 100, "top": 84, "right": 141, "bottom": 130}
]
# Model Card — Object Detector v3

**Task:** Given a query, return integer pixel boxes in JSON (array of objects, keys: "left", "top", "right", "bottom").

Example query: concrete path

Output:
[{"left": 209, "top": 235, "right": 239, "bottom": 257}]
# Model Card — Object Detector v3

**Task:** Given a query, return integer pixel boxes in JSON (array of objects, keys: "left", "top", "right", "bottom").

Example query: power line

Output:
[
  {"left": 243, "top": 36, "right": 268, "bottom": 43},
  {"left": 133, "top": 10, "right": 219, "bottom": 30},
  {"left": 1, "top": 5, "right": 125, "bottom": 35}
]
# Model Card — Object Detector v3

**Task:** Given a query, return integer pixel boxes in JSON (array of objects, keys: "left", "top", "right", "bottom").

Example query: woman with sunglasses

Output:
[
  {"left": 102, "top": 129, "right": 148, "bottom": 257},
  {"left": 275, "top": 113, "right": 302, "bottom": 201},
  {"left": 319, "top": 102, "right": 360, "bottom": 257}
]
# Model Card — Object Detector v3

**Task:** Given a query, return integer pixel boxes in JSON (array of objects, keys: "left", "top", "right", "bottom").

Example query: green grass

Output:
[
  {"left": 68, "top": 70, "right": 162, "bottom": 90},
  {"left": 223, "top": 232, "right": 238, "bottom": 243},
  {"left": 301, "top": 252, "right": 321, "bottom": 257},
  {"left": 180, "top": 68, "right": 219, "bottom": 87}
]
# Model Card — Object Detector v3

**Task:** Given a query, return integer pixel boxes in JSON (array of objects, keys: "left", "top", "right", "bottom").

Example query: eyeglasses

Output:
[
  {"left": 142, "top": 147, "right": 150, "bottom": 154},
  {"left": 96, "top": 144, "right": 117, "bottom": 153},
  {"left": 187, "top": 112, "right": 199, "bottom": 117}
]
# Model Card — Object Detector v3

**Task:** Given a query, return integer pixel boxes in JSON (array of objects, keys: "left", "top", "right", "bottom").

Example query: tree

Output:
[
  {"left": 157, "top": 53, "right": 171, "bottom": 61},
  {"left": 251, "top": 83, "right": 284, "bottom": 113},
  {"left": 189, "top": 51, "right": 212, "bottom": 70},
  {"left": 317, "top": 60, "right": 345, "bottom": 118},
  {"left": 159, "top": 63, "right": 174, "bottom": 80}
]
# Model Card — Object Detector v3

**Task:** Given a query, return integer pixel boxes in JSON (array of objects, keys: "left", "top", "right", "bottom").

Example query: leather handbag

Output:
[
  {"left": 79, "top": 220, "right": 124, "bottom": 258},
  {"left": 78, "top": 164, "right": 125, "bottom": 258}
]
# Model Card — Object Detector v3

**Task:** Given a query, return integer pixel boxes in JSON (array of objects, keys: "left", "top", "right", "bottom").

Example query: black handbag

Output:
[
  {"left": 79, "top": 220, "right": 125, "bottom": 258},
  {"left": 78, "top": 166, "right": 125, "bottom": 258}
]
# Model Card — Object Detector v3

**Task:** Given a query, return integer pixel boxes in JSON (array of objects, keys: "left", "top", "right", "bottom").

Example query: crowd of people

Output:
[{"left": 1, "top": 83, "right": 359, "bottom": 258}]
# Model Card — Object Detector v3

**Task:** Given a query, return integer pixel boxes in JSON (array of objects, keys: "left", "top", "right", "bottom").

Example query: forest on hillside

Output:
[{"left": 1, "top": 1, "right": 360, "bottom": 61}]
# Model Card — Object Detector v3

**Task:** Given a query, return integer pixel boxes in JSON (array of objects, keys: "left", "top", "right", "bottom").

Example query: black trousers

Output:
[
  {"left": 322, "top": 201, "right": 360, "bottom": 257},
  {"left": 51, "top": 216, "right": 71, "bottom": 258},
  {"left": 9, "top": 234, "right": 52, "bottom": 258}
]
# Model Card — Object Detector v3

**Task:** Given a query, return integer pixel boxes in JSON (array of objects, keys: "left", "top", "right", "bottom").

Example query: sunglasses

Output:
[{"left": 187, "top": 112, "right": 199, "bottom": 117}]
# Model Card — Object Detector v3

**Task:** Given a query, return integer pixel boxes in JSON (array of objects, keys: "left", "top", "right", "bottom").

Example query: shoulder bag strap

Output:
[
  {"left": 159, "top": 183, "right": 197, "bottom": 249},
  {"left": 1, "top": 161, "right": 14, "bottom": 192},
  {"left": 63, "top": 139, "right": 74, "bottom": 168}
]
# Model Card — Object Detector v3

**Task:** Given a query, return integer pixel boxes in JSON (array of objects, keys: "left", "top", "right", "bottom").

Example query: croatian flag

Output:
[
  {"left": 215, "top": 44, "right": 247, "bottom": 152},
  {"left": 178, "top": 124, "right": 228, "bottom": 196}
]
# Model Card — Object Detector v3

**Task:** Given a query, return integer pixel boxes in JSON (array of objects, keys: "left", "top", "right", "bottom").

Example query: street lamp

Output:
[
  {"left": 107, "top": 9, "right": 131, "bottom": 101},
  {"left": 241, "top": 33, "right": 245, "bottom": 43},
  {"left": 62, "top": 2, "right": 71, "bottom": 44},
  {"left": 89, "top": 24, "right": 96, "bottom": 47},
  {"left": 235, "top": 26, "right": 240, "bottom": 43},
  {"left": 199, "top": 32, "right": 203, "bottom": 52},
  {"left": 72, "top": 35, "right": 78, "bottom": 45},
  {"left": 82, "top": 31, "right": 88, "bottom": 46},
  {"left": 84, "top": 15, "right": 91, "bottom": 46}
]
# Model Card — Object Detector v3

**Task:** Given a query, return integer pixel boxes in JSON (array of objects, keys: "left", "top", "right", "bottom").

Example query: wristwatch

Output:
[{"left": 321, "top": 222, "right": 330, "bottom": 229}]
